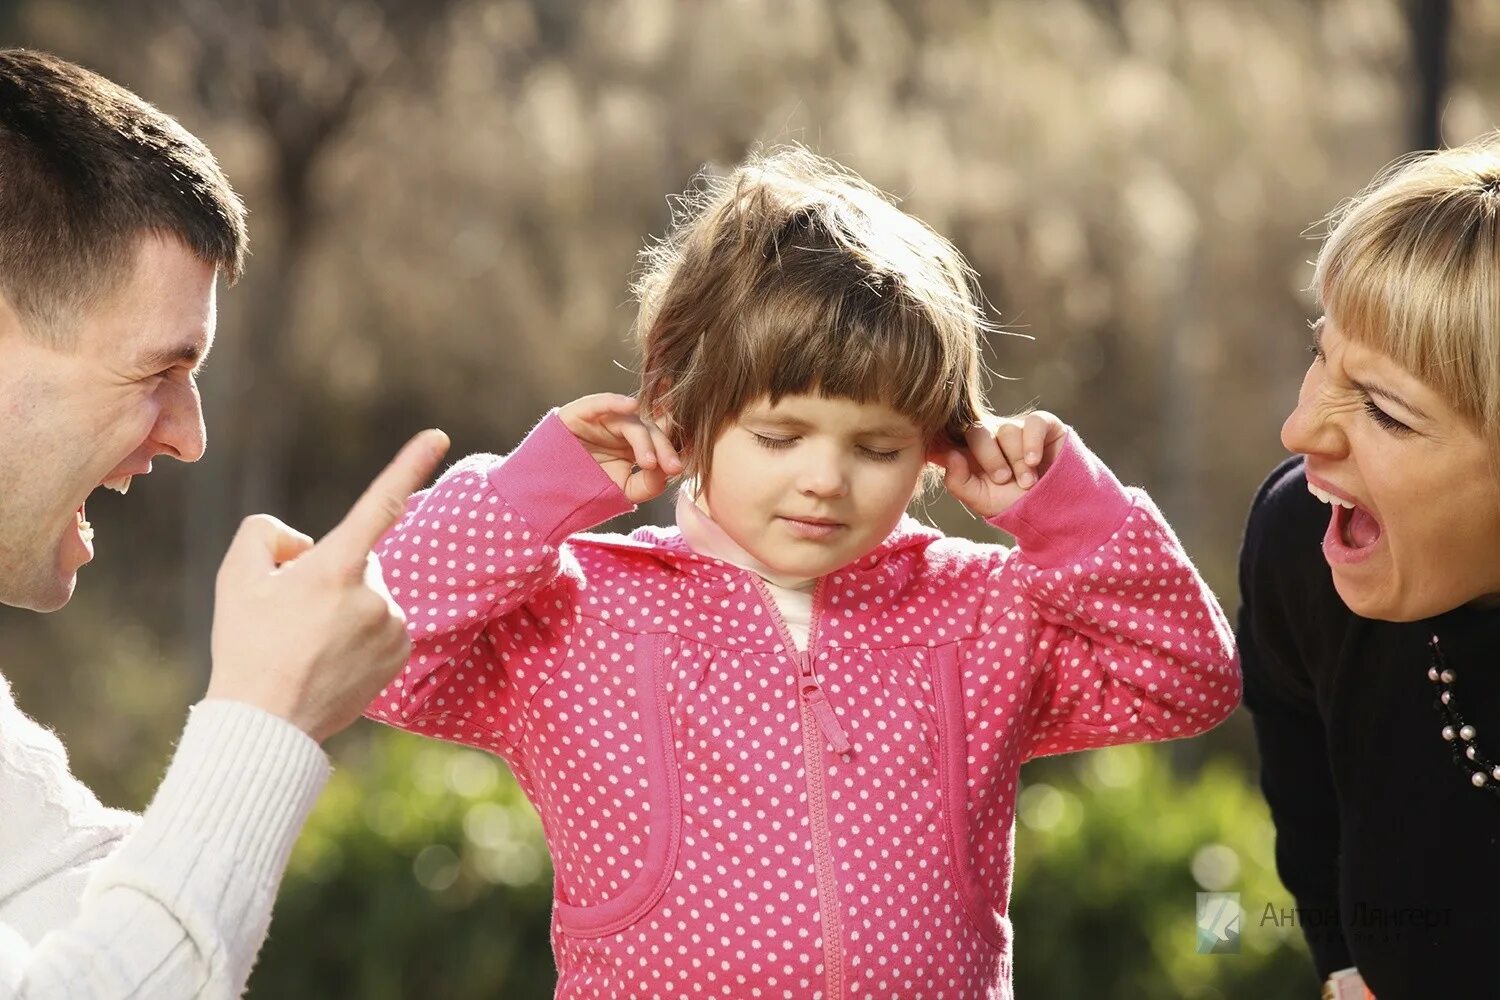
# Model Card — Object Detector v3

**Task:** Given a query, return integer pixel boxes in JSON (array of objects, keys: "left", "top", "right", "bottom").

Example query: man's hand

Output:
[{"left": 205, "top": 429, "right": 450, "bottom": 743}]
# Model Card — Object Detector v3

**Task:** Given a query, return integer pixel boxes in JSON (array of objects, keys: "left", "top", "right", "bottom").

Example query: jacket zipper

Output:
[{"left": 751, "top": 575, "right": 846, "bottom": 1000}]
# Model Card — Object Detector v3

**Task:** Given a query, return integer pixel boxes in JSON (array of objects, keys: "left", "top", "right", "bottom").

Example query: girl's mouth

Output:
[{"left": 780, "top": 516, "right": 843, "bottom": 541}]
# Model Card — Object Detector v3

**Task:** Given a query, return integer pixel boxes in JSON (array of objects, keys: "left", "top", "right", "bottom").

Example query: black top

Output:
[{"left": 1239, "top": 457, "right": 1500, "bottom": 998}]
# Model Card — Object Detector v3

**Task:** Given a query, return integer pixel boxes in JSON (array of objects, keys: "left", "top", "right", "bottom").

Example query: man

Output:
[{"left": 0, "top": 49, "right": 446, "bottom": 996}]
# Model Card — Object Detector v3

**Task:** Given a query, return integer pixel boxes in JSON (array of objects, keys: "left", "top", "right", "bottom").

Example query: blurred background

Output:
[{"left": 1, "top": 0, "right": 1490, "bottom": 996}]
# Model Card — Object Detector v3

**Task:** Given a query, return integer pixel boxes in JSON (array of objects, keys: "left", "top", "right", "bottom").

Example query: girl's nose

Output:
[{"left": 798, "top": 453, "right": 849, "bottom": 498}]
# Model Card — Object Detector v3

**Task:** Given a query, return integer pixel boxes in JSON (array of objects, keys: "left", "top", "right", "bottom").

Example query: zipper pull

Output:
[{"left": 801, "top": 678, "right": 852, "bottom": 755}]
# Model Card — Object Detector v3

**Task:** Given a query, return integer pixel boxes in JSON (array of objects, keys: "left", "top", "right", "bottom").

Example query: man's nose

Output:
[{"left": 154, "top": 380, "right": 207, "bottom": 463}]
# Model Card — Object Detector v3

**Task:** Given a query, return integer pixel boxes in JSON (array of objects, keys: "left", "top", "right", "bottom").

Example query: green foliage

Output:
[
  {"left": 250, "top": 733, "right": 1313, "bottom": 997},
  {"left": 248, "top": 731, "right": 557, "bottom": 999},
  {"left": 1012, "top": 745, "right": 1313, "bottom": 998}
]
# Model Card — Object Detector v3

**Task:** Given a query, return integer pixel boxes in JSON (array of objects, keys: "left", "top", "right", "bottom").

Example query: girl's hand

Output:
[
  {"left": 928, "top": 411, "right": 1070, "bottom": 519},
  {"left": 558, "top": 393, "right": 682, "bottom": 504}
]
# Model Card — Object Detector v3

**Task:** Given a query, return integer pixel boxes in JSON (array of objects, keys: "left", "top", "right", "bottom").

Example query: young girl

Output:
[{"left": 368, "top": 148, "right": 1240, "bottom": 999}]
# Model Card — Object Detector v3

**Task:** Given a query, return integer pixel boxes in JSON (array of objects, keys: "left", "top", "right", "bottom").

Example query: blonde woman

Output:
[{"left": 1240, "top": 134, "right": 1500, "bottom": 998}]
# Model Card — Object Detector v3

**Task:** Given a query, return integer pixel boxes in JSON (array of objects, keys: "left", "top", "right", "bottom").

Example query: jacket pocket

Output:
[
  {"left": 550, "top": 631, "right": 682, "bottom": 938},
  {"left": 930, "top": 644, "right": 1011, "bottom": 952}
]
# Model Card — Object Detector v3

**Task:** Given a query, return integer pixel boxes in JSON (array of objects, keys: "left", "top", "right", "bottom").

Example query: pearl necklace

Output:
[{"left": 1429, "top": 635, "right": 1500, "bottom": 797}]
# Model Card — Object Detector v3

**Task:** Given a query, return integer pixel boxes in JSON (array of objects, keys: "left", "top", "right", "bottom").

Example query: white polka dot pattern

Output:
[{"left": 365, "top": 433, "right": 1240, "bottom": 1000}]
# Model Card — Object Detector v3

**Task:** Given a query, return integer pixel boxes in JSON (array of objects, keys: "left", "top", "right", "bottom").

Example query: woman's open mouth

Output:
[{"left": 1309, "top": 478, "right": 1382, "bottom": 564}]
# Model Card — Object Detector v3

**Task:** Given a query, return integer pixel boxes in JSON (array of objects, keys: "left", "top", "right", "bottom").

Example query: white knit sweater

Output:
[{"left": 0, "top": 672, "right": 328, "bottom": 998}]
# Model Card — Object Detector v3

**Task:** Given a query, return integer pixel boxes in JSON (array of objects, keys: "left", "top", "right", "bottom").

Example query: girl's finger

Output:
[
  {"left": 965, "top": 423, "right": 1010, "bottom": 484},
  {"left": 995, "top": 421, "right": 1033, "bottom": 488},
  {"left": 625, "top": 462, "right": 669, "bottom": 504},
  {"left": 559, "top": 393, "right": 640, "bottom": 441},
  {"left": 609, "top": 413, "right": 659, "bottom": 470},
  {"left": 1022, "top": 412, "right": 1053, "bottom": 467},
  {"left": 640, "top": 414, "right": 682, "bottom": 475}
]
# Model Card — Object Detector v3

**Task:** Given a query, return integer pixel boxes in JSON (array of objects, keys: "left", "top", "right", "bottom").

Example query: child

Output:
[{"left": 368, "top": 148, "right": 1240, "bottom": 999}]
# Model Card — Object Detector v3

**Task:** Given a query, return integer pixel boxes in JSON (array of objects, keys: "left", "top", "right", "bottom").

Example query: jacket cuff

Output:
[
  {"left": 989, "top": 432, "right": 1134, "bottom": 568},
  {"left": 488, "top": 409, "right": 637, "bottom": 546}
]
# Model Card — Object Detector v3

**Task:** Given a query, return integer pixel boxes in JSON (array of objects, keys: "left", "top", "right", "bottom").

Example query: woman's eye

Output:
[
  {"left": 1363, "top": 398, "right": 1412, "bottom": 434},
  {"left": 859, "top": 447, "right": 901, "bottom": 463},
  {"left": 751, "top": 433, "right": 796, "bottom": 450}
]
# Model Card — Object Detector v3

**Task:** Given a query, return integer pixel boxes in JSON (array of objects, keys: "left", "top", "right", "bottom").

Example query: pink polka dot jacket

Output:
[{"left": 367, "top": 411, "right": 1241, "bottom": 999}]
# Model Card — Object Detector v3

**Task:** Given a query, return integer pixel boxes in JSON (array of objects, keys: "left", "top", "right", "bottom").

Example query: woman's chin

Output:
[{"left": 1330, "top": 568, "right": 1436, "bottom": 624}]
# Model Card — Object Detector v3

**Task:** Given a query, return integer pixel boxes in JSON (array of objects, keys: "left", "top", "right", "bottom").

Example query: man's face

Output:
[{"left": 0, "top": 234, "right": 217, "bottom": 611}]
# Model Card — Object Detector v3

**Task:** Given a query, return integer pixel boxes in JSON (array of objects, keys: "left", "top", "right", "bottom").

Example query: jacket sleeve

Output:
[
  {"left": 1237, "top": 463, "right": 1352, "bottom": 979},
  {"left": 0, "top": 699, "right": 327, "bottom": 999},
  {"left": 975, "top": 433, "right": 1241, "bottom": 761},
  {"left": 364, "top": 410, "right": 635, "bottom": 761}
]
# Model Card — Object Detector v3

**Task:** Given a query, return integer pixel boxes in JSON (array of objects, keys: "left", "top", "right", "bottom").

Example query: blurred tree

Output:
[
  {"left": 1408, "top": 0, "right": 1453, "bottom": 149},
  {"left": 142, "top": 0, "right": 466, "bottom": 671}
]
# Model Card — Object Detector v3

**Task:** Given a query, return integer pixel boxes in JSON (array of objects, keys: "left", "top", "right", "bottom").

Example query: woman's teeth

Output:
[
  {"left": 76, "top": 507, "right": 94, "bottom": 543},
  {"left": 1307, "top": 483, "right": 1355, "bottom": 508},
  {"left": 101, "top": 476, "right": 132, "bottom": 495}
]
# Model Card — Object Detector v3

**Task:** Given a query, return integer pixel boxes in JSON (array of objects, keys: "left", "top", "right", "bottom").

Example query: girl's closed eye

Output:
[
  {"left": 858, "top": 446, "right": 903, "bottom": 463},
  {"left": 749, "top": 432, "right": 903, "bottom": 462},
  {"left": 750, "top": 432, "right": 796, "bottom": 451}
]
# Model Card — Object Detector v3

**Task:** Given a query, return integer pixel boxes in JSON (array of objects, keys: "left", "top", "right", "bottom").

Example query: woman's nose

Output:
[{"left": 1280, "top": 364, "right": 1337, "bottom": 457}]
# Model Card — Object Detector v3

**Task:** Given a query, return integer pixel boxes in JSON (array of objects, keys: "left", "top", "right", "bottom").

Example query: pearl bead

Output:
[
  {"left": 1493, "top": 767, "right": 1500, "bottom": 781},
  {"left": 1428, "top": 667, "right": 1440, "bottom": 682},
  {"left": 1441, "top": 669, "right": 1457, "bottom": 683},
  {"left": 1461, "top": 725, "right": 1477, "bottom": 741},
  {"left": 1444, "top": 726, "right": 1457, "bottom": 741},
  {"left": 1473, "top": 772, "right": 1488, "bottom": 788},
  {"left": 1468, "top": 746, "right": 1479, "bottom": 760},
  {"left": 1442, "top": 692, "right": 1452, "bottom": 704}
]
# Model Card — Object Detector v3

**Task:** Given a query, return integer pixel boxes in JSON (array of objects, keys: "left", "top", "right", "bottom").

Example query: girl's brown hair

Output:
[{"left": 632, "top": 146, "right": 994, "bottom": 491}]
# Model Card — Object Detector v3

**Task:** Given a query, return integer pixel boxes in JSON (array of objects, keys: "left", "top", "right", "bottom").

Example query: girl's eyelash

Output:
[
  {"left": 860, "top": 447, "right": 902, "bottom": 463},
  {"left": 1362, "top": 398, "right": 1412, "bottom": 434},
  {"left": 750, "top": 433, "right": 902, "bottom": 462}
]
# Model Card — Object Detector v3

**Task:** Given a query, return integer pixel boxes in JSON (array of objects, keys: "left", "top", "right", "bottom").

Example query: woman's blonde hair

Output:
[
  {"left": 632, "top": 145, "right": 993, "bottom": 491},
  {"left": 1315, "top": 131, "right": 1500, "bottom": 461}
]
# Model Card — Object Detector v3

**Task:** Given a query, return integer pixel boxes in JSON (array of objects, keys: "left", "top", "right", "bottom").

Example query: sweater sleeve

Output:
[
  {"left": 0, "top": 696, "right": 328, "bottom": 998},
  {"left": 0, "top": 673, "right": 138, "bottom": 946},
  {"left": 364, "top": 410, "right": 635, "bottom": 761},
  {"left": 1237, "top": 459, "right": 1352, "bottom": 980},
  {"left": 979, "top": 433, "right": 1242, "bottom": 761}
]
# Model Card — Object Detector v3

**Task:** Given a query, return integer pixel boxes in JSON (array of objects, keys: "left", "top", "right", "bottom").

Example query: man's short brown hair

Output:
[{"left": 0, "top": 49, "right": 246, "bottom": 346}]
